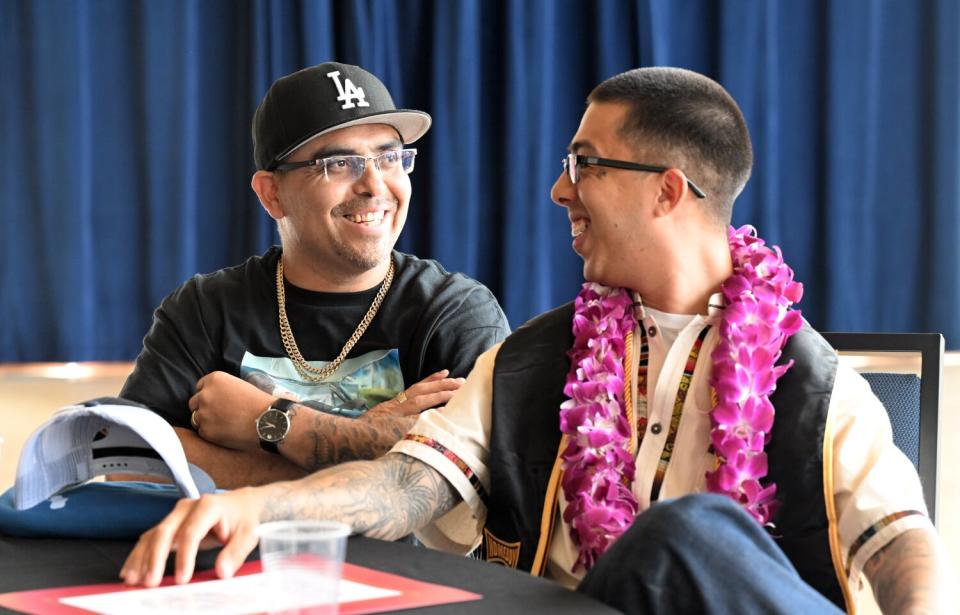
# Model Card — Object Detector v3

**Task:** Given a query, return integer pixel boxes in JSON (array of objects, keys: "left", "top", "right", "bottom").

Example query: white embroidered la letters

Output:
[{"left": 326, "top": 71, "right": 370, "bottom": 110}]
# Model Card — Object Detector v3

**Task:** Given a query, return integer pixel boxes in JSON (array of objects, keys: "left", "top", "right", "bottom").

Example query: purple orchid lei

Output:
[{"left": 559, "top": 225, "right": 803, "bottom": 571}]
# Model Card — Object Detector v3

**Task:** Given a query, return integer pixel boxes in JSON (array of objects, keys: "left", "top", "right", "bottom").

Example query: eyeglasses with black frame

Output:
[
  {"left": 273, "top": 148, "right": 417, "bottom": 182},
  {"left": 562, "top": 153, "right": 707, "bottom": 199}
]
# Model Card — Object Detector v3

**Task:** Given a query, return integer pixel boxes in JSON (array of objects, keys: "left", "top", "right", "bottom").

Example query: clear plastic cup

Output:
[{"left": 257, "top": 520, "right": 351, "bottom": 614}]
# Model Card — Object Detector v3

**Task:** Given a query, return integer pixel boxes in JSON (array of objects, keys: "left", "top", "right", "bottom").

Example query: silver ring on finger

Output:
[{"left": 190, "top": 410, "right": 200, "bottom": 430}]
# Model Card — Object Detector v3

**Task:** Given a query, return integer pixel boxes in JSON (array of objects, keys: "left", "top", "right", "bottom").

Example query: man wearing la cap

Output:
[{"left": 119, "top": 63, "right": 509, "bottom": 489}]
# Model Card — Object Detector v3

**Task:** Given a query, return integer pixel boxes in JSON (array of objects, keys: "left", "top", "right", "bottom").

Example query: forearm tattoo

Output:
[
  {"left": 264, "top": 453, "right": 461, "bottom": 541},
  {"left": 306, "top": 410, "right": 416, "bottom": 470},
  {"left": 863, "top": 528, "right": 951, "bottom": 613}
]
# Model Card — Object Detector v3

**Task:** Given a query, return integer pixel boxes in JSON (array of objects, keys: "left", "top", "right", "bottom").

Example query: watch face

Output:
[{"left": 257, "top": 408, "right": 290, "bottom": 443}]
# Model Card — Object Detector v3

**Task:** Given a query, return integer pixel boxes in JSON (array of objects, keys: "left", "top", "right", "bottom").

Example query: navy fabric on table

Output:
[{"left": 0, "top": 481, "right": 186, "bottom": 539}]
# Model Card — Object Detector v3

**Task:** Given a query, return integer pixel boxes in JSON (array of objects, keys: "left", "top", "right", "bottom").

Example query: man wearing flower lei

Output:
[{"left": 122, "top": 67, "right": 955, "bottom": 614}]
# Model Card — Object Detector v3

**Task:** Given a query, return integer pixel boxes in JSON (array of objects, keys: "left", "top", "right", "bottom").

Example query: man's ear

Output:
[
  {"left": 251, "top": 171, "right": 284, "bottom": 220},
  {"left": 653, "top": 168, "right": 689, "bottom": 217}
]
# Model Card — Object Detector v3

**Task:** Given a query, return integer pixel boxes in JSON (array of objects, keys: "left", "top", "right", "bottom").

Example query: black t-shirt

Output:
[{"left": 120, "top": 247, "right": 509, "bottom": 427}]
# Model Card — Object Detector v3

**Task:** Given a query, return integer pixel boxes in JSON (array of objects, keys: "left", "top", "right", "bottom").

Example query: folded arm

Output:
[
  {"left": 175, "top": 428, "right": 308, "bottom": 488},
  {"left": 863, "top": 527, "right": 957, "bottom": 614},
  {"left": 279, "top": 406, "right": 417, "bottom": 471},
  {"left": 189, "top": 370, "right": 460, "bottom": 474},
  {"left": 105, "top": 427, "right": 310, "bottom": 488}
]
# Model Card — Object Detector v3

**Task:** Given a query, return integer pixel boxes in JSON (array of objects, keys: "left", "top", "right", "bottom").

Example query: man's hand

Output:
[
  {"left": 120, "top": 486, "right": 274, "bottom": 587},
  {"left": 362, "top": 369, "right": 465, "bottom": 420},
  {"left": 282, "top": 369, "right": 463, "bottom": 470},
  {"left": 188, "top": 371, "right": 274, "bottom": 451},
  {"left": 120, "top": 454, "right": 461, "bottom": 588}
]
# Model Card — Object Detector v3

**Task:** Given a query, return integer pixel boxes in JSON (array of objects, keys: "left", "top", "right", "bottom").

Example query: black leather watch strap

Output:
[{"left": 271, "top": 398, "right": 297, "bottom": 414}]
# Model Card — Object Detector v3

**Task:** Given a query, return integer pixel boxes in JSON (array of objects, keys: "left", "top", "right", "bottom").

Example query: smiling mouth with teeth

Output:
[
  {"left": 571, "top": 219, "right": 589, "bottom": 237},
  {"left": 345, "top": 211, "right": 386, "bottom": 224}
]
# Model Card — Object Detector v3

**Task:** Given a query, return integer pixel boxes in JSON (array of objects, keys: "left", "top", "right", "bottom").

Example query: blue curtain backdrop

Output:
[{"left": 1, "top": 0, "right": 958, "bottom": 361}]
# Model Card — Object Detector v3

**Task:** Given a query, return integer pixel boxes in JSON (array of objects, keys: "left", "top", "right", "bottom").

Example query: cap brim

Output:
[{"left": 274, "top": 109, "right": 432, "bottom": 167}]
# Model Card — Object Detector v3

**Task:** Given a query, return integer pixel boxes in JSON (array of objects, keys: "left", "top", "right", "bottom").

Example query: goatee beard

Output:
[{"left": 335, "top": 245, "right": 389, "bottom": 272}]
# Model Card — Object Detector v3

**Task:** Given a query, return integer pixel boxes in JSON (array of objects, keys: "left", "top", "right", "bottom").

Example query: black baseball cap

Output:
[{"left": 253, "top": 62, "right": 432, "bottom": 171}]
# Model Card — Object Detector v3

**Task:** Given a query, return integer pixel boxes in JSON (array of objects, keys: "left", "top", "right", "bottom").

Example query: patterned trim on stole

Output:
[
  {"left": 483, "top": 528, "right": 522, "bottom": 568},
  {"left": 846, "top": 510, "right": 926, "bottom": 574},
  {"left": 402, "top": 434, "right": 489, "bottom": 505},
  {"left": 649, "top": 325, "right": 710, "bottom": 502}
]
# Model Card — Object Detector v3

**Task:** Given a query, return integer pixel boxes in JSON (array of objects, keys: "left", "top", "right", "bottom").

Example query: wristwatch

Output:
[{"left": 256, "top": 398, "right": 296, "bottom": 454}]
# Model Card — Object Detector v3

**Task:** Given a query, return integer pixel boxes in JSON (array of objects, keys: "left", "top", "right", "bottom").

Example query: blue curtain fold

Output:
[{"left": 2, "top": 0, "right": 958, "bottom": 361}]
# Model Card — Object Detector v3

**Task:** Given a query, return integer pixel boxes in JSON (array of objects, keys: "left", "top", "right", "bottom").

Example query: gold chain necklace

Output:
[{"left": 276, "top": 255, "right": 395, "bottom": 382}]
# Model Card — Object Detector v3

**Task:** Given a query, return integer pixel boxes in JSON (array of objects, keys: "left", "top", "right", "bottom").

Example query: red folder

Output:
[{"left": 0, "top": 560, "right": 482, "bottom": 614}]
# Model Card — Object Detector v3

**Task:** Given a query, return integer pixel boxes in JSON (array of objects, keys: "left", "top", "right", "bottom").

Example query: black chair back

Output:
[{"left": 821, "top": 332, "right": 943, "bottom": 525}]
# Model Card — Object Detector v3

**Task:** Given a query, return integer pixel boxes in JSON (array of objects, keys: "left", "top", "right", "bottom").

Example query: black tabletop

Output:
[{"left": 0, "top": 535, "right": 619, "bottom": 614}]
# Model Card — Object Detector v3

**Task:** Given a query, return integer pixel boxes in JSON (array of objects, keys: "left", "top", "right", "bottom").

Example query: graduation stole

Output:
[{"left": 559, "top": 225, "right": 803, "bottom": 571}]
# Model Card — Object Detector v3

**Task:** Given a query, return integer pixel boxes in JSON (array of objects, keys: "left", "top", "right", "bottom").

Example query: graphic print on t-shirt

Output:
[{"left": 240, "top": 349, "right": 404, "bottom": 418}]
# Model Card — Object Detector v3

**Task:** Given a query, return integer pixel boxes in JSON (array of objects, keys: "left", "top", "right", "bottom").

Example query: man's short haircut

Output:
[{"left": 588, "top": 67, "right": 753, "bottom": 224}]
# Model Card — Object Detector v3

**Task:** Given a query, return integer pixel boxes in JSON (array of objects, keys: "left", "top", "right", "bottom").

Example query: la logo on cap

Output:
[{"left": 326, "top": 70, "right": 370, "bottom": 110}]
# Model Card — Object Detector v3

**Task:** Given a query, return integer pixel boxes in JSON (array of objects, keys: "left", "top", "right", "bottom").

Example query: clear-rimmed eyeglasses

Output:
[
  {"left": 274, "top": 148, "right": 417, "bottom": 182},
  {"left": 562, "top": 153, "right": 707, "bottom": 199}
]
